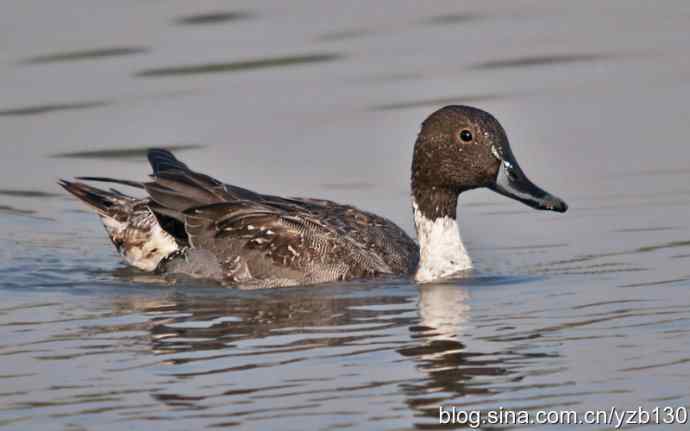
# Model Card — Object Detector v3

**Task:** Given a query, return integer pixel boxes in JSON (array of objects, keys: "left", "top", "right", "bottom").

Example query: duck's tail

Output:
[
  {"left": 58, "top": 179, "right": 139, "bottom": 219},
  {"left": 59, "top": 179, "right": 180, "bottom": 271}
]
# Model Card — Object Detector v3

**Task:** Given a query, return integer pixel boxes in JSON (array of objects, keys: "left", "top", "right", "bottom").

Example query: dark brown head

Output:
[{"left": 411, "top": 105, "right": 567, "bottom": 219}]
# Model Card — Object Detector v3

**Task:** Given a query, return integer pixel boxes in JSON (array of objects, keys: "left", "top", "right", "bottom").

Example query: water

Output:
[{"left": 1, "top": 1, "right": 689, "bottom": 429}]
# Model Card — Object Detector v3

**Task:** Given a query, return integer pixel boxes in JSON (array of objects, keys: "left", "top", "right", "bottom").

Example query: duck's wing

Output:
[
  {"left": 152, "top": 149, "right": 420, "bottom": 281},
  {"left": 143, "top": 149, "right": 396, "bottom": 284},
  {"left": 181, "top": 200, "right": 394, "bottom": 285},
  {"left": 275, "top": 197, "right": 420, "bottom": 276}
]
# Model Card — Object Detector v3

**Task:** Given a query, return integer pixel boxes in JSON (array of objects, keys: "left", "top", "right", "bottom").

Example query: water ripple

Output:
[
  {"left": 19, "top": 47, "right": 150, "bottom": 65},
  {"left": 134, "top": 53, "right": 343, "bottom": 78},
  {"left": 50, "top": 144, "right": 205, "bottom": 160},
  {"left": 0, "top": 101, "right": 110, "bottom": 117},
  {"left": 174, "top": 11, "right": 254, "bottom": 26},
  {"left": 471, "top": 53, "right": 613, "bottom": 70}
]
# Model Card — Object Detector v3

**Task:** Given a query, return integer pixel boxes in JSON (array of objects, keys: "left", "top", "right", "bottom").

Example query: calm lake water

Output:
[{"left": 1, "top": 1, "right": 690, "bottom": 429}]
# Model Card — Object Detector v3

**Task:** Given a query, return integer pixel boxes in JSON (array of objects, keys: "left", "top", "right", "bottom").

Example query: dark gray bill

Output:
[{"left": 489, "top": 145, "right": 568, "bottom": 213}]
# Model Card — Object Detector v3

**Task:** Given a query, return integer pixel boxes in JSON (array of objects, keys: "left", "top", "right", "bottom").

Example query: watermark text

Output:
[{"left": 439, "top": 405, "right": 688, "bottom": 428}]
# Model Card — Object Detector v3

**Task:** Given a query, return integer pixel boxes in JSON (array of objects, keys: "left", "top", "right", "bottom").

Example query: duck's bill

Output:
[{"left": 489, "top": 158, "right": 568, "bottom": 213}]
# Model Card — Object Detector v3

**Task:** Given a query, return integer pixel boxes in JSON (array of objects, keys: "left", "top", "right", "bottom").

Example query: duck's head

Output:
[{"left": 411, "top": 105, "right": 567, "bottom": 219}]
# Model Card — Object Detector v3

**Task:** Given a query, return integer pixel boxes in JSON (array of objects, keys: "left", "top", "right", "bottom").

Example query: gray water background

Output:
[{"left": 1, "top": 1, "right": 689, "bottom": 429}]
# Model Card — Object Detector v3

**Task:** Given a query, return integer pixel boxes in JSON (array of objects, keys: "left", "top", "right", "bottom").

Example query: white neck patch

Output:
[{"left": 412, "top": 199, "right": 472, "bottom": 283}]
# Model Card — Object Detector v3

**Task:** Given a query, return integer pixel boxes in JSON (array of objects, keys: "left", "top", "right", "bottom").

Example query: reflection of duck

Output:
[
  {"left": 61, "top": 106, "right": 566, "bottom": 287},
  {"left": 101, "top": 287, "right": 422, "bottom": 412},
  {"left": 399, "top": 284, "right": 509, "bottom": 420},
  {"left": 417, "top": 284, "right": 470, "bottom": 343},
  {"left": 110, "top": 284, "right": 418, "bottom": 357}
]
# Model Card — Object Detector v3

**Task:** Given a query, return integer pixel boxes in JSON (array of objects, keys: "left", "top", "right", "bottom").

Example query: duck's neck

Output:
[{"left": 411, "top": 186, "right": 472, "bottom": 283}]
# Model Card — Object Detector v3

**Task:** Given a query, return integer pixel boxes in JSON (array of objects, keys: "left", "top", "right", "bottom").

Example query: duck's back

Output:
[{"left": 145, "top": 150, "right": 419, "bottom": 287}]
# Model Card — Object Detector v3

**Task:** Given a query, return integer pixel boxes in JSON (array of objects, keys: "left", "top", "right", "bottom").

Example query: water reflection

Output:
[
  {"left": 369, "top": 93, "right": 508, "bottom": 112},
  {"left": 0, "top": 101, "right": 110, "bottom": 117},
  {"left": 319, "top": 181, "right": 375, "bottom": 191},
  {"left": 399, "top": 285, "right": 515, "bottom": 426},
  {"left": 51, "top": 144, "right": 205, "bottom": 160},
  {"left": 20, "top": 47, "right": 149, "bottom": 65},
  {"left": 5, "top": 258, "right": 688, "bottom": 428},
  {"left": 422, "top": 13, "right": 484, "bottom": 26},
  {"left": 471, "top": 53, "right": 612, "bottom": 70},
  {"left": 0, "top": 205, "right": 36, "bottom": 216},
  {"left": 316, "top": 28, "right": 374, "bottom": 42},
  {"left": 134, "top": 53, "right": 343, "bottom": 78},
  {"left": 0, "top": 189, "right": 61, "bottom": 198},
  {"left": 122, "top": 286, "right": 406, "bottom": 351},
  {"left": 97, "top": 282, "right": 527, "bottom": 427},
  {"left": 416, "top": 285, "right": 470, "bottom": 343},
  {"left": 174, "top": 11, "right": 254, "bottom": 26},
  {"left": 527, "top": 237, "right": 690, "bottom": 276}
]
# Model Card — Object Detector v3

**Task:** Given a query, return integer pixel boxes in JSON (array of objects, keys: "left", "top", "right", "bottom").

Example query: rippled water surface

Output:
[{"left": 1, "top": 1, "right": 690, "bottom": 429}]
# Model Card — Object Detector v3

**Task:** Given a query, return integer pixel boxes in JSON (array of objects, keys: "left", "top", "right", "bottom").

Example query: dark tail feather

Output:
[
  {"left": 144, "top": 182, "right": 205, "bottom": 214},
  {"left": 58, "top": 179, "right": 133, "bottom": 217},
  {"left": 147, "top": 148, "right": 190, "bottom": 176}
]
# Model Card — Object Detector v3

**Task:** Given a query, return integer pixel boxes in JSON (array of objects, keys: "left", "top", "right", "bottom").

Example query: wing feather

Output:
[{"left": 181, "top": 200, "right": 392, "bottom": 280}]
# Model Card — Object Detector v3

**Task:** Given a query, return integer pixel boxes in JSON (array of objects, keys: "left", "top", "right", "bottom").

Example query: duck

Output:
[{"left": 60, "top": 105, "right": 567, "bottom": 288}]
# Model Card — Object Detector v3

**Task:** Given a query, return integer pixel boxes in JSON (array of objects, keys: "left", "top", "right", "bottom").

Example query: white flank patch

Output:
[
  {"left": 412, "top": 200, "right": 472, "bottom": 283},
  {"left": 100, "top": 214, "right": 179, "bottom": 272},
  {"left": 131, "top": 223, "right": 179, "bottom": 271}
]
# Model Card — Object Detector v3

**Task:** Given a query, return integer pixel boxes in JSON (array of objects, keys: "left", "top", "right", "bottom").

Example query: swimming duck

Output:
[{"left": 60, "top": 105, "right": 567, "bottom": 288}]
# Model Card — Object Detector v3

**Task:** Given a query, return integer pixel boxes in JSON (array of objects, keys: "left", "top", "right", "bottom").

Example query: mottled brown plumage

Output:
[{"left": 62, "top": 148, "right": 418, "bottom": 287}]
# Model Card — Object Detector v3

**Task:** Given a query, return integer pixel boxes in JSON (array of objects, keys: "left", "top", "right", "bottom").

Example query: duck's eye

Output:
[{"left": 459, "top": 129, "right": 473, "bottom": 142}]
